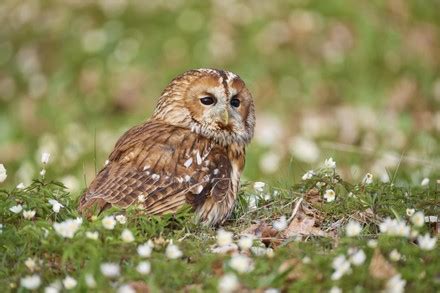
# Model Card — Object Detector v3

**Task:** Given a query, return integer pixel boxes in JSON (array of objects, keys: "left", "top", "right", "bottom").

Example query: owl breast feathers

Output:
[{"left": 78, "top": 68, "right": 255, "bottom": 226}]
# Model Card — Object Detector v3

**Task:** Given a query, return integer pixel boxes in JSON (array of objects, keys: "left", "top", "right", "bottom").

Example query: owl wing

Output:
[{"left": 78, "top": 121, "right": 233, "bottom": 216}]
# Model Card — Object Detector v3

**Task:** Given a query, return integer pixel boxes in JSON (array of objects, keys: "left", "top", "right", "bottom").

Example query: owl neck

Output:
[{"left": 188, "top": 121, "right": 250, "bottom": 148}]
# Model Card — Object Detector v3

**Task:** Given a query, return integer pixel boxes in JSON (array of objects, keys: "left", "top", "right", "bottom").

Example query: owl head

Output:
[{"left": 152, "top": 68, "right": 255, "bottom": 146}]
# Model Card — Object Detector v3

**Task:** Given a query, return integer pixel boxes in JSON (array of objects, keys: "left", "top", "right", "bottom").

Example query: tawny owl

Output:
[{"left": 78, "top": 68, "right": 255, "bottom": 225}]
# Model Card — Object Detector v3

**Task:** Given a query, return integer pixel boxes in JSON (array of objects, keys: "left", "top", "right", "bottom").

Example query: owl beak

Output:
[{"left": 219, "top": 109, "right": 229, "bottom": 126}]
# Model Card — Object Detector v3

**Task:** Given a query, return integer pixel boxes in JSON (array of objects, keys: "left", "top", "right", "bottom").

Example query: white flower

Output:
[
  {"left": 53, "top": 218, "right": 82, "bottom": 238},
  {"left": 406, "top": 208, "right": 415, "bottom": 217},
  {"left": 218, "top": 273, "right": 239, "bottom": 293},
  {"left": 367, "top": 239, "right": 378, "bottom": 248},
  {"left": 421, "top": 178, "right": 430, "bottom": 186},
  {"left": 259, "top": 151, "right": 281, "bottom": 174},
  {"left": 273, "top": 216, "right": 287, "bottom": 231},
  {"left": 211, "top": 243, "right": 238, "bottom": 254},
  {"left": 121, "top": 229, "right": 135, "bottom": 243},
  {"left": 217, "top": 229, "right": 233, "bottom": 246},
  {"left": 0, "top": 164, "right": 7, "bottom": 183},
  {"left": 229, "top": 254, "right": 254, "bottom": 273},
  {"left": 379, "top": 218, "right": 410, "bottom": 237},
  {"left": 324, "top": 157, "right": 336, "bottom": 169},
  {"left": 23, "top": 210, "right": 36, "bottom": 219},
  {"left": 261, "top": 150, "right": 282, "bottom": 174},
  {"left": 25, "top": 257, "right": 38, "bottom": 271},
  {"left": 247, "top": 195, "right": 258, "bottom": 210},
  {"left": 346, "top": 220, "right": 362, "bottom": 237},
  {"left": 331, "top": 255, "right": 351, "bottom": 280},
  {"left": 417, "top": 233, "right": 437, "bottom": 251},
  {"left": 118, "top": 284, "right": 136, "bottom": 293},
  {"left": 102, "top": 215, "right": 116, "bottom": 230},
  {"left": 85, "top": 274, "right": 96, "bottom": 288},
  {"left": 44, "top": 280, "right": 62, "bottom": 293},
  {"left": 136, "top": 261, "right": 151, "bottom": 275},
  {"left": 329, "top": 287, "right": 342, "bottom": 293},
  {"left": 100, "top": 262, "right": 120, "bottom": 278},
  {"left": 146, "top": 239, "right": 154, "bottom": 248},
  {"left": 302, "top": 170, "right": 315, "bottom": 180},
  {"left": 63, "top": 276, "right": 77, "bottom": 289},
  {"left": 384, "top": 274, "right": 406, "bottom": 293},
  {"left": 389, "top": 249, "right": 401, "bottom": 262},
  {"left": 362, "top": 173, "right": 373, "bottom": 185},
  {"left": 16, "top": 182, "right": 25, "bottom": 189},
  {"left": 86, "top": 231, "right": 99, "bottom": 240},
  {"left": 323, "top": 189, "right": 336, "bottom": 202},
  {"left": 349, "top": 249, "right": 366, "bottom": 266},
  {"left": 41, "top": 152, "right": 51, "bottom": 164},
  {"left": 40, "top": 169, "right": 46, "bottom": 176},
  {"left": 10, "top": 204, "right": 23, "bottom": 214},
  {"left": 21, "top": 274, "right": 41, "bottom": 290},
  {"left": 165, "top": 241, "right": 183, "bottom": 259},
  {"left": 302, "top": 256, "right": 311, "bottom": 264},
  {"left": 253, "top": 181, "right": 265, "bottom": 192},
  {"left": 137, "top": 194, "right": 146, "bottom": 202},
  {"left": 250, "top": 246, "right": 268, "bottom": 256},
  {"left": 137, "top": 243, "right": 153, "bottom": 257},
  {"left": 48, "top": 199, "right": 64, "bottom": 213},
  {"left": 316, "top": 182, "right": 325, "bottom": 189},
  {"left": 116, "top": 214, "right": 127, "bottom": 224},
  {"left": 264, "top": 288, "right": 280, "bottom": 293},
  {"left": 411, "top": 211, "right": 424, "bottom": 227},
  {"left": 410, "top": 230, "right": 419, "bottom": 238},
  {"left": 289, "top": 136, "right": 320, "bottom": 163},
  {"left": 238, "top": 235, "right": 253, "bottom": 251}
]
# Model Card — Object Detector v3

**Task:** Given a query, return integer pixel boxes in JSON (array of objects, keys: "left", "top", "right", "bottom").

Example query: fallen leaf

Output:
[
  {"left": 351, "top": 208, "right": 381, "bottom": 224},
  {"left": 128, "top": 281, "right": 150, "bottom": 293},
  {"left": 211, "top": 259, "right": 224, "bottom": 276},
  {"left": 241, "top": 221, "right": 282, "bottom": 247},
  {"left": 305, "top": 188, "right": 322, "bottom": 205},
  {"left": 278, "top": 258, "right": 304, "bottom": 281},
  {"left": 369, "top": 249, "right": 397, "bottom": 280},
  {"left": 282, "top": 202, "right": 330, "bottom": 239},
  {"left": 183, "top": 284, "right": 203, "bottom": 292},
  {"left": 153, "top": 236, "right": 166, "bottom": 247}
]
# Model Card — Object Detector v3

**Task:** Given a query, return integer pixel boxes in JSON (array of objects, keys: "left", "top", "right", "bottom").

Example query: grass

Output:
[
  {"left": 1, "top": 164, "right": 439, "bottom": 292},
  {"left": 1, "top": 0, "right": 440, "bottom": 291}
]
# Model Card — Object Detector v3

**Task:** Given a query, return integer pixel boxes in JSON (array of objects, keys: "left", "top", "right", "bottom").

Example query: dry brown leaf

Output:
[
  {"left": 283, "top": 213, "right": 330, "bottom": 238},
  {"left": 369, "top": 249, "right": 397, "bottom": 280},
  {"left": 128, "top": 281, "right": 150, "bottom": 293},
  {"left": 183, "top": 284, "right": 203, "bottom": 292},
  {"left": 305, "top": 188, "right": 322, "bottom": 205},
  {"left": 283, "top": 201, "right": 330, "bottom": 239},
  {"left": 241, "top": 198, "right": 333, "bottom": 246},
  {"left": 211, "top": 259, "right": 224, "bottom": 276},
  {"left": 278, "top": 258, "right": 304, "bottom": 281},
  {"left": 352, "top": 208, "right": 381, "bottom": 224},
  {"left": 153, "top": 236, "right": 166, "bottom": 247},
  {"left": 241, "top": 222, "right": 282, "bottom": 247}
]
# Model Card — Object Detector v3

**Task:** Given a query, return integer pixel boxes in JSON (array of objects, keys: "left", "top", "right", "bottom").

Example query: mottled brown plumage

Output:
[{"left": 79, "top": 68, "right": 255, "bottom": 225}]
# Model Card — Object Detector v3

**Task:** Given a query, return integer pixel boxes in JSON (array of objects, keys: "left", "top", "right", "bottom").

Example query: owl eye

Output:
[
  {"left": 230, "top": 96, "right": 240, "bottom": 108},
  {"left": 200, "top": 96, "right": 215, "bottom": 106}
]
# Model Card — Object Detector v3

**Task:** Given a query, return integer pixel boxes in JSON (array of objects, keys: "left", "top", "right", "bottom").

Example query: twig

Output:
[{"left": 287, "top": 197, "right": 303, "bottom": 223}]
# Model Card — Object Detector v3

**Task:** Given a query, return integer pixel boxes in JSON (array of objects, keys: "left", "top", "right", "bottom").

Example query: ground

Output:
[
  {"left": 1, "top": 0, "right": 440, "bottom": 292},
  {"left": 1, "top": 161, "right": 439, "bottom": 292}
]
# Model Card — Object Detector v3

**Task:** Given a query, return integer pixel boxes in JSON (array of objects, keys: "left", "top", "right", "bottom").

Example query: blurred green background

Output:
[{"left": 0, "top": 0, "right": 439, "bottom": 193}]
